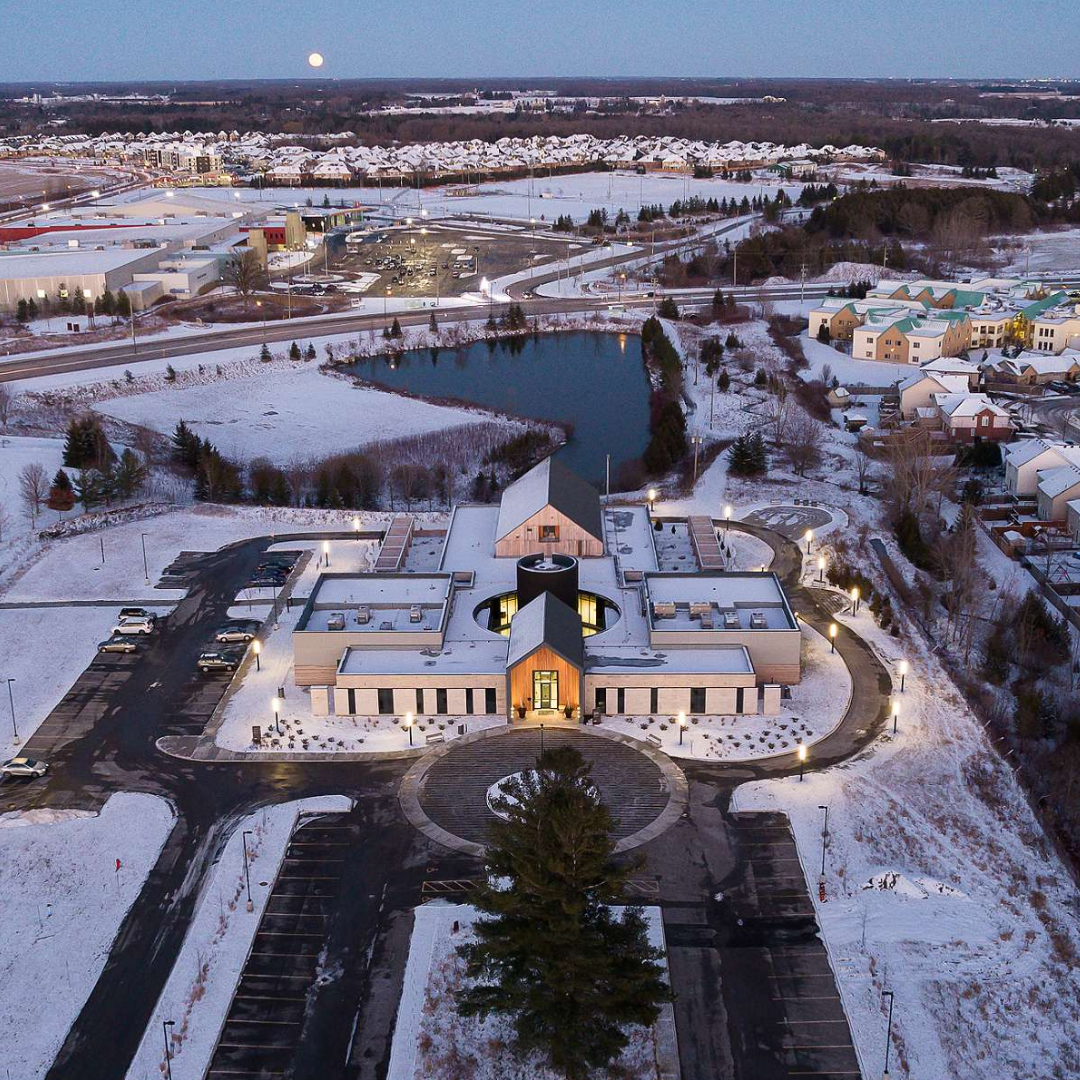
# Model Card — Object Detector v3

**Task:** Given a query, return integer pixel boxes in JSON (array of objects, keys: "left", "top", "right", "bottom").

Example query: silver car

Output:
[
  {"left": 99, "top": 637, "right": 139, "bottom": 654},
  {"left": 1, "top": 756, "right": 48, "bottom": 778}
]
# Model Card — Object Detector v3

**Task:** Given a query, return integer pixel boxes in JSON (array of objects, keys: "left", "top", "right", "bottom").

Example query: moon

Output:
[{"left": 307, "top": 52, "right": 324, "bottom": 68}]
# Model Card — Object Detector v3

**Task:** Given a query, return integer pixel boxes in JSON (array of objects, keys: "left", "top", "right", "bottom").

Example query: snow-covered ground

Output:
[
  {"left": 93, "top": 362, "right": 533, "bottom": 467},
  {"left": 0, "top": 434, "right": 71, "bottom": 541},
  {"left": 600, "top": 623, "right": 850, "bottom": 762},
  {"left": 124, "top": 796, "right": 351, "bottom": 1080},
  {"left": 387, "top": 903, "right": 676, "bottom": 1080},
  {"left": 993, "top": 227, "right": 1080, "bottom": 275},
  {"left": 800, "top": 331, "right": 914, "bottom": 385},
  {"left": 737, "top": 591, "right": 1080, "bottom": 1080},
  {"left": 0, "top": 793, "right": 175, "bottom": 1080}
]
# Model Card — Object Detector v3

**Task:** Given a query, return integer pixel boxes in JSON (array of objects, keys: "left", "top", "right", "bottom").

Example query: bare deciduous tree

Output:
[
  {"left": 0, "top": 384, "right": 14, "bottom": 427},
  {"left": 785, "top": 412, "right": 825, "bottom": 476},
  {"left": 18, "top": 461, "right": 48, "bottom": 527},
  {"left": 224, "top": 250, "right": 268, "bottom": 308},
  {"left": 854, "top": 448, "right": 873, "bottom": 494}
]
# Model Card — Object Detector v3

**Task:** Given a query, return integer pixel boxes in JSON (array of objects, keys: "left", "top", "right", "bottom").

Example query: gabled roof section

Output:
[
  {"left": 495, "top": 456, "right": 602, "bottom": 543},
  {"left": 506, "top": 592, "right": 584, "bottom": 670}
]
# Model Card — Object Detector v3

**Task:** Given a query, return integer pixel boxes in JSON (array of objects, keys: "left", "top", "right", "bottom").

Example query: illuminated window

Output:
[{"left": 539, "top": 524, "right": 559, "bottom": 541}]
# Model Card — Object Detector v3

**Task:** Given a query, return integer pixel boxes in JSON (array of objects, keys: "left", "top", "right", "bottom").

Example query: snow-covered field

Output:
[
  {"left": 994, "top": 227, "right": 1080, "bottom": 275},
  {"left": 387, "top": 903, "right": 676, "bottom": 1080},
  {"left": 0, "top": 434, "right": 70, "bottom": 541},
  {"left": 182, "top": 170, "right": 806, "bottom": 225},
  {"left": 0, "top": 793, "right": 175, "bottom": 1080},
  {"left": 93, "top": 362, "right": 531, "bottom": 467},
  {"left": 800, "top": 331, "right": 914, "bottom": 385},
  {"left": 124, "top": 796, "right": 351, "bottom": 1080}
]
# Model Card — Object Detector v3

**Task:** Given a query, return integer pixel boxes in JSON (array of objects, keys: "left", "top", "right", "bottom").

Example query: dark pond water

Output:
[{"left": 343, "top": 331, "right": 650, "bottom": 485}]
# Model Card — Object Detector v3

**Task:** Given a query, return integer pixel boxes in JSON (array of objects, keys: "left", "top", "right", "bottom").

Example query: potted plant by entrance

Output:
[
  {"left": 517, "top": 705, "right": 527, "bottom": 720},
  {"left": 564, "top": 705, "right": 573, "bottom": 720}
]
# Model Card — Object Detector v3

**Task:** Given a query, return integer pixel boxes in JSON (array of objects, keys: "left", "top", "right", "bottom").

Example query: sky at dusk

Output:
[{"left": 3, "top": 0, "right": 1079, "bottom": 82}]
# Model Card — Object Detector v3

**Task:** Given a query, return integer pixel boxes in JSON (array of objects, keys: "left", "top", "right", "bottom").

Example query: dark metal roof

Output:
[
  {"left": 495, "top": 456, "right": 603, "bottom": 544},
  {"left": 506, "top": 592, "right": 584, "bottom": 670}
]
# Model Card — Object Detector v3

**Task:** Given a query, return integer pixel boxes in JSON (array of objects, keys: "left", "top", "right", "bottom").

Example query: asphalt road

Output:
[{"left": 6, "top": 509, "right": 889, "bottom": 1080}]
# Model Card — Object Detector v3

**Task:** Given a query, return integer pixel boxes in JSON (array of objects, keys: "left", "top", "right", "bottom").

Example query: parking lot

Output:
[{"left": 332, "top": 223, "right": 588, "bottom": 301}]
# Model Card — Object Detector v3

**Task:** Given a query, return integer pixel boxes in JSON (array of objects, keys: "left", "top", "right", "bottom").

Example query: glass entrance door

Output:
[{"left": 533, "top": 670, "right": 558, "bottom": 711}]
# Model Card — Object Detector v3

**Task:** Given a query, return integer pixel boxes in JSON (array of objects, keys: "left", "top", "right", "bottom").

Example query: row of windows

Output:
[
  {"left": 594, "top": 687, "right": 745, "bottom": 713},
  {"left": 347, "top": 687, "right": 499, "bottom": 715}
]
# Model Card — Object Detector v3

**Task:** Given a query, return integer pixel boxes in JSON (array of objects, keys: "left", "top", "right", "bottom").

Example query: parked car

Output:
[
  {"left": 214, "top": 622, "right": 260, "bottom": 643},
  {"left": 1, "top": 756, "right": 48, "bottom": 778},
  {"left": 98, "top": 637, "right": 139, "bottom": 654},
  {"left": 197, "top": 646, "right": 245, "bottom": 673},
  {"left": 113, "top": 617, "right": 154, "bottom": 636},
  {"left": 119, "top": 607, "right": 155, "bottom": 622}
]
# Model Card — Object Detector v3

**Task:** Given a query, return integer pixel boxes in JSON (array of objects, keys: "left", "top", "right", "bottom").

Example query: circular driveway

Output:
[{"left": 399, "top": 726, "right": 687, "bottom": 856}]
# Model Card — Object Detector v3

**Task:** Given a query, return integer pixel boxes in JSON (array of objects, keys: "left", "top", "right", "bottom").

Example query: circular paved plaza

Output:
[{"left": 399, "top": 727, "right": 687, "bottom": 856}]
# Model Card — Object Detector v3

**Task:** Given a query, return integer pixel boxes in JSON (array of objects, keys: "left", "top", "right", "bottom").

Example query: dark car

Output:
[
  {"left": 119, "top": 607, "right": 155, "bottom": 622},
  {"left": 198, "top": 646, "right": 246, "bottom": 673}
]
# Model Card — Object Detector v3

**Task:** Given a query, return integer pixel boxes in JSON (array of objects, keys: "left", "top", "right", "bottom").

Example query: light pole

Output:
[
  {"left": 539, "top": 723, "right": 545, "bottom": 758},
  {"left": 253, "top": 639, "right": 261, "bottom": 672},
  {"left": 3, "top": 678, "right": 15, "bottom": 740},
  {"left": 882, "top": 990, "right": 895, "bottom": 1078},
  {"left": 140, "top": 532, "right": 149, "bottom": 583},
  {"left": 817, "top": 555, "right": 826, "bottom": 582},
  {"left": 891, "top": 698, "right": 900, "bottom": 736},
  {"left": 850, "top": 586, "right": 860, "bottom": 614},
  {"left": 272, "top": 695, "right": 281, "bottom": 735},
  {"left": 242, "top": 829, "right": 254, "bottom": 911},
  {"left": 818, "top": 804, "right": 829, "bottom": 881},
  {"left": 405, "top": 711, "right": 414, "bottom": 746},
  {"left": 162, "top": 1020, "right": 175, "bottom": 1080},
  {"left": 798, "top": 743, "right": 807, "bottom": 781},
  {"left": 804, "top": 529, "right": 814, "bottom": 554},
  {"left": 647, "top": 488, "right": 657, "bottom": 514},
  {"left": 829, "top": 623, "right": 838, "bottom": 653},
  {"left": 255, "top": 299, "right": 266, "bottom": 342},
  {"left": 678, "top": 711, "right": 686, "bottom": 745},
  {"left": 723, "top": 504, "right": 732, "bottom": 532},
  {"left": 353, "top": 515, "right": 361, "bottom": 541},
  {"left": 898, "top": 660, "right": 908, "bottom": 693},
  {"left": 323, "top": 540, "right": 330, "bottom": 568}
]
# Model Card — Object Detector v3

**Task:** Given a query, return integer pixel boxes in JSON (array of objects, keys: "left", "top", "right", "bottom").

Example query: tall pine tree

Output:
[{"left": 457, "top": 745, "right": 668, "bottom": 1079}]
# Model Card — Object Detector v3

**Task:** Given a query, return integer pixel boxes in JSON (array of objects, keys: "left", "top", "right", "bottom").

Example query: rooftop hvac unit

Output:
[
  {"left": 723, "top": 609, "right": 741, "bottom": 629},
  {"left": 356, "top": 606, "right": 371, "bottom": 625},
  {"left": 689, "top": 601, "right": 712, "bottom": 618},
  {"left": 699, "top": 611, "right": 714, "bottom": 629},
  {"left": 327, "top": 612, "right": 345, "bottom": 631},
  {"left": 409, "top": 605, "right": 423, "bottom": 623},
  {"left": 652, "top": 601, "right": 677, "bottom": 619},
  {"left": 749, "top": 611, "right": 767, "bottom": 629}
]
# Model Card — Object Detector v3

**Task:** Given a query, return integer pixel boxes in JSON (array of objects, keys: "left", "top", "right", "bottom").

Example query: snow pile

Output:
[{"left": 0, "top": 793, "right": 175, "bottom": 1080}]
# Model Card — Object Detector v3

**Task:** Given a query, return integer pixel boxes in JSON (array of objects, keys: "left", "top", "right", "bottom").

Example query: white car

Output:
[
  {"left": 112, "top": 617, "right": 154, "bottom": 636},
  {"left": 1, "top": 756, "right": 48, "bottom": 778}
]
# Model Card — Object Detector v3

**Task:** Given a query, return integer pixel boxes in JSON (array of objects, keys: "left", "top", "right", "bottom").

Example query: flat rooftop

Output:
[
  {"left": 646, "top": 571, "right": 797, "bottom": 631},
  {"left": 585, "top": 643, "right": 754, "bottom": 675},
  {"left": 297, "top": 573, "right": 451, "bottom": 633},
  {"left": 339, "top": 638, "right": 506, "bottom": 676},
  {"left": 0, "top": 247, "right": 160, "bottom": 278}
]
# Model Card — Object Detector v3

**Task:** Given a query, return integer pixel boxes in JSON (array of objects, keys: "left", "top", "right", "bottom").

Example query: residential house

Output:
[
  {"left": 1004, "top": 439, "right": 1080, "bottom": 498},
  {"left": 1037, "top": 465, "right": 1080, "bottom": 521}
]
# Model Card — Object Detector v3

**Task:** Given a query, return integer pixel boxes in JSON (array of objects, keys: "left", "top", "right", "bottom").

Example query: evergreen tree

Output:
[
  {"left": 304, "top": 342, "right": 317, "bottom": 361},
  {"left": 390, "top": 317, "right": 403, "bottom": 338},
  {"left": 46, "top": 469, "right": 76, "bottom": 514},
  {"left": 113, "top": 448, "right": 147, "bottom": 499},
  {"left": 16, "top": 299, "right": 29, "bottom": 323},
  {"left": 259, "top": 343, "right": 272, "bottom": 363},
  {"left": 27, "top": 297, "right": 38, "bottom": 320},
  {"left": 288, "top": 340, "right": 301, "bottom": 362},
  {"left": 711, "top": 289, "right": 724, "bottom": 316},
  {"left": 116, "top": 290, "right": 132, "bottom": 318},
  {"left": 717, "top": 368, "right": 731, "bottom": 392},
  {"left": 657, "top": 297, "right": 679, "bottom": 320},
  {"left": 429, "top": 311, "right": 438, "bottom": 333},
  {"left": 457, "top": 745, "right": 667, "bottom": 1080},
  {"left": 171, "top": 420, "right": 201, "bottom": 470},
  {"left": 165, "top": 364, "right": 177, "bottom": 382}
]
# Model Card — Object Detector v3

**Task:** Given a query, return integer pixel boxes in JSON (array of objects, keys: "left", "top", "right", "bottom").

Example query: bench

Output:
[
  {"left": 425, "top": 732, "right": 445, "bottom": 745},
  {"left": 645, "top": 733, "right": 663, "bottom": 748}
]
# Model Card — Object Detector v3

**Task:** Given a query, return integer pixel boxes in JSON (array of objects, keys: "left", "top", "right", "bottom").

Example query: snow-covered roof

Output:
[
  {"left": 1037, "top": 465, "right": 1080, "bottom": 499},
  {"left": 506, "top": 592, "right": 583, "bottom": 670},
  {"left": 495, "top": 456, "right": 602, "bottom": 544}
]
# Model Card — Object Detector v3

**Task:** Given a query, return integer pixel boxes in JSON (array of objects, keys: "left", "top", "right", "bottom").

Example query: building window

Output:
[
  {"left": 539, "top": 524, "right": 559, "bottom": 542},
  {"left": 485, "top": 688, "right": 497, "bottom": 714},
  {"left": 347, "top": 689, "right": 357, "bottom": 715},
  {"left": 735, "top": 687, "right": 745, "bottom": 713},
  {"left": 650, "top": 688, "right": 658, "bottom": 713},
  {"left": 690, "top": 687, "right": 707, "bottom": 714},
  {"left": 377, "top": 688, "right": 394, "bottom": 715},
  {"left": 436, "top": 688, "right": 448, "bottom": 714},
  {"left": 617, "top": 688, "right": 625, "bottom": 714},
  {"left": 465, "top": 688, "right": 474, "bottom": 713},
  {"left": 416, "top": 688, "right": 424, "bottom": 713}
]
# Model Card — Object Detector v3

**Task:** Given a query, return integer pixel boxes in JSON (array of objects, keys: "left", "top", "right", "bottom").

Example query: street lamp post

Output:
[
  {"left": 804, "top": 529, "right": 814, "bottom": 554},
  {"left": 353, "top": 515, "right": 361, "bottom": 541},
  {"left": 3, "top": 678, "right": 15, "bottom": 740},
  {"left": 882, "top": 990, "right": 895, "bottom": 1078},
  {"left": 539, "top": 723, "right": 545, "bottom": 758},
  {"left": 817, "top": 555, "right": 826, "bottom": 582},
  {"left": 829, "top": 623, "right": 838, "bottom": 653},
  {"left": 162, "top": 1020, "right": 175, "bottom": 1080},
  {"left": 647, "top": 488, "right": 657, "bottom": 514},
  {"left": 253, "top": 639, "right": 261, "bottom": 672},
  {"left": 898, "top": 660, "right": 909, "bottom": 693},
  {"left": 140, "top": 533, "right": 149, "bottom": 583},
  {"left": 405, "top": 711, "right": 414, "bottom": 746},
  {"left": 723, "top": 504, "right": 732, "bottom": 532},
  {"left": 818, "top": 804, "right": 829, "bottom": 881},
  {"left": 323, "top": 540, "right": 330, "bottom": 568},
  {"left": 242, "top": 829, "right": 254, "bottom": 911},
  {"left": 272, "top": 695, "right": 281, "bottom": 735},
  {"left": 798, "top": 743, "right": 807, "bottom": 781},
  {"left": 891, "top": 698, "right": 900, "bottom": 736},
  {"left": 678, "top": 711, "right": 686, "bottom": 745},
  {"left": 255, "top": 299, "right": 267, "bottom": 342},
  {"left": 851, "top": 586, "right": 860, "bottom": 614}
]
